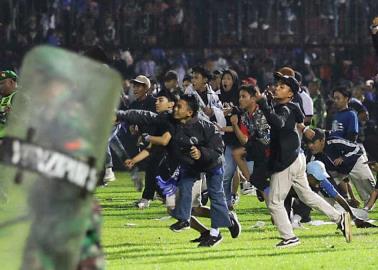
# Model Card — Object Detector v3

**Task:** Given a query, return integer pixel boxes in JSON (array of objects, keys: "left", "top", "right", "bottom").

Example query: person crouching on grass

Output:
[{"left": 254, "top": 68, "right": 352, "bottom": 248}]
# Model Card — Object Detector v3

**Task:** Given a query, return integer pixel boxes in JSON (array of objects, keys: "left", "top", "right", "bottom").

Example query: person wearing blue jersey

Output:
[{"left": 330, "top": 86, "right": 358, "bottom": 142}]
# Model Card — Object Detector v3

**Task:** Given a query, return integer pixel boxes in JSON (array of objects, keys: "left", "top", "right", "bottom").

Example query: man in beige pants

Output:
[{"left": 255, "top": 67, "right": 351, "bottom": 248}]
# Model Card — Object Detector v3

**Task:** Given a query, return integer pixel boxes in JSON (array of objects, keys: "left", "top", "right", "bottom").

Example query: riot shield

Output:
[{"left": 0, "top": 46, "right": 122, "bottom": 269}]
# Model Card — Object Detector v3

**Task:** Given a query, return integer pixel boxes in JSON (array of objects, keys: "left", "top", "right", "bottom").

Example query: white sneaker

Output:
[
  {"left": 241, "top": 182, "right": 256, "bottom": 195},
  {"left": 103, "top": 168, "right": 116, "bottom": 182},
  {"left": 137, "top": 198, "right": 150, "bottom": 209}
]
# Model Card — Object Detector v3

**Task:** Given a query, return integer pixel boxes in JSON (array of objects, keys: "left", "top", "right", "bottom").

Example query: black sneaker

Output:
[
  {"left": 337, "top": 212, "right": 352, "bottom": 242},
  {"left": 276, "top": 237, "right": 300, "bottom": 248},
  {"left": 169, "top": 220, "right": 190, "bottom": 232},
  {"left": 231, "top": 193, "right": 240, "bottom": 205},
  {"left": 256, "top": 190, "right": 265, "bottom": 202},
  {"left": 201, "top": 190, "right": 209, "bottom": 206},
  {"left": 228, "top": 211, "right": 241, "bottom": 238},
  {"left": 190, "top": 230, "right": 210, "bottom": 243},
  {"left": 198, "top": 233, "right": 223, "bottom": 247}
]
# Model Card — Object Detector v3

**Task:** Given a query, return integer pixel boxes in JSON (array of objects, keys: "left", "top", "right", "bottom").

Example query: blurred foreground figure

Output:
[{"left": 0, "top": 46, "right": 121, "bottom": 270}]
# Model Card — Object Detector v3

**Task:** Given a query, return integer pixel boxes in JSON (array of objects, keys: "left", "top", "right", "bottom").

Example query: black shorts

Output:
[{"left": 249, "top": 161, "right": 270, "bottom": 191}]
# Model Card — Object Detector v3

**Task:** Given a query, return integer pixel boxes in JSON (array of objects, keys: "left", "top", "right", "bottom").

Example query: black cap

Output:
[
  {"left": 274, "top": 72, "right": 300, "bottom": 93},
  {"left": 305, "top": 128, "right": 325, "bottom": 143},
  {"left": 191, "top": 66, "right": 211, "bottom": 80},
  {"left": 164, "top": 70, "right": 178, "bottom": 82}
]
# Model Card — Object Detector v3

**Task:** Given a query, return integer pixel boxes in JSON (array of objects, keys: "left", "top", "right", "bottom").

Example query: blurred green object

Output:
[{"left": 0, "top": 45, "right": 122, "bottom": 269}]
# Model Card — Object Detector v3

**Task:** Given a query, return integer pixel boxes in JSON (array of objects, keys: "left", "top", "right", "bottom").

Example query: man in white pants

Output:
[{"left": 255, "top": 67, "right": 351, "bottom": 248}]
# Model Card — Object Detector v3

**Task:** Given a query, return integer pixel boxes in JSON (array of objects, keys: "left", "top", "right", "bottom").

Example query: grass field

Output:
[{"left": 97, "top": 172, "right": 378, "bottom": 270}]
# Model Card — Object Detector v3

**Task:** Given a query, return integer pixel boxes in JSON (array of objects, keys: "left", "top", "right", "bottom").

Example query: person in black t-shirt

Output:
[
  {"left": 128, "top": 75, "right": 157, "bottom": 209},
  {"left": 255, "top": 68, "right": 352, "bottom": 248}
]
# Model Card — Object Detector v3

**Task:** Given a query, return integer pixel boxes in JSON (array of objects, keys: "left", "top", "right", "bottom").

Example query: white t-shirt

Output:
[{"left": 299, "top": 90, "right": 314, "bottom": 117}]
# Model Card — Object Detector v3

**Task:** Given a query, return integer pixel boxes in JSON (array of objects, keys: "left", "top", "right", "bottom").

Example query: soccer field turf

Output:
[{"left": 97, "top": 172, "right": 378, "bottom": 270}]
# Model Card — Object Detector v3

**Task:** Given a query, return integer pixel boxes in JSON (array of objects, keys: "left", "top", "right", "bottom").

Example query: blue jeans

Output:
[
  {"left": 223, "top": 145, "right": 236, "bottom": 207},
  {"left": 223, "top": 145, "right": 254, "bottom": 207},
  {"left": 174, "top": 167, "right": 231, "bottom": 228}
]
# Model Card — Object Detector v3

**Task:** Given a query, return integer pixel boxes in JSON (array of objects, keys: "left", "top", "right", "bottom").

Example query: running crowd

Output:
[
  {"left": 2, "top": 20, "right": 378, "bottom": 252},
  {"left": 96, "top": 18, "right": 378, "bottom": 248}
]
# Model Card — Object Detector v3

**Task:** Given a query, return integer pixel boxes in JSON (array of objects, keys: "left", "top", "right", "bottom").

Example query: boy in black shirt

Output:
[{"left": 255, "top": 69, "right": 352, "bottom": 248}]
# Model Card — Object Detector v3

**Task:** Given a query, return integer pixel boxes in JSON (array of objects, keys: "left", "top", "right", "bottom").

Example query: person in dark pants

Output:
[
  {"left": 230, "top": 84, "right": 271, "bottom": 202},
  {"left": 127, "top": 75, "right": 158, "bottom": 209}
]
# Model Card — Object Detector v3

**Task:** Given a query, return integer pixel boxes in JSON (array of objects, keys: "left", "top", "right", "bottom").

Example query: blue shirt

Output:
[
  {"left": 319, "top": 179, "right": 338, "bottom": 198},
  {"left": 330, "top": 108, "right": 358, "bottom": 140}
]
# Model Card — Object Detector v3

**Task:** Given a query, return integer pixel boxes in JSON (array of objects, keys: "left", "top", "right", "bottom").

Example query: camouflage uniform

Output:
[
  {"left": 77, "top": 200, "right": 105, "bottom": 270},
  {"left": 0, "top": 47, "right": 120, "bottom": 270},
  {"left": 311, "top": 93, "right": 326, "bottom": 128}
]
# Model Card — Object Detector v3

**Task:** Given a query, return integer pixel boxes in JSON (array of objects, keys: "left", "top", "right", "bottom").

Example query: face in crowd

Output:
[
  {"left": 191, "top": 72, "right": 207, "bottom": 91},
  {"left": 164, "top": 79, "right": 177, "bottom": 91},
  {"left": 333, "top": 90, "right": 349, "bottom": 111},
  {"left": 307, "top": 138, "right": 325, "bottom": 155},
  {"left": 182, "top": 79, "right": 191, "bottom": 89},
  {"left": 132, "top": 82, "right": 148, "bottom": 100},
  {"left": 274, "top": 81, "right": 293, "bottom": 101},
  {"left": 221, "top": 73, "right": 234, "bottom": 92},
  {"left": 0, "top": 78, "right": 16, "bottom": 96},
  {"left": 308, "top": 81, "right": 320, "bottom": 96},
  {"left": 238, "top": 89, "right": 257, "bottom": 110},
  {"left": 155, "top": 96, "right": 174, "bottom": 113},
  {"left": 210, "top": 74, "right": 221, "bottom": 90},
  {"left": 173, "top": 99, "right": 193, "bottom": 121}
]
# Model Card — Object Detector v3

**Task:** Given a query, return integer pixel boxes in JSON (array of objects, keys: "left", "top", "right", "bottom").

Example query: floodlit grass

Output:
[{"left": 97, "top": 172, "right": 378, "bottom": 270}]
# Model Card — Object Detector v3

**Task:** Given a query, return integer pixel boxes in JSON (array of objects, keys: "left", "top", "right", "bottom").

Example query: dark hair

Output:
[
  {"left": 239, "top": 84, "right": 257, "bottom": 96},
  {"left": 156, "top": 89, "right": 178, "bottom": 102},
  {"left": 220, "top": 69, "right": 239, "bottom": 92},
  {"left": 183, "top": 74, "right": 192, "bottom": 82},
  {"left": 333, "top": 86, "right": 352, "bottom": 99},
  {"left": 180, "top": 94, "right": 199, "bottom": 116},
  {"left": 305, "top": 128, "right": 325, "bottom": 143},
  {"left": 191, "top": 66, "right": 211, "bottom": 80}
]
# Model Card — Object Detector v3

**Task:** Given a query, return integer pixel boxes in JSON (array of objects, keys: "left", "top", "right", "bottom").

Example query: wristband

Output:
[{"left": 303, "top": 125, "right": 310, "bottom": 134}]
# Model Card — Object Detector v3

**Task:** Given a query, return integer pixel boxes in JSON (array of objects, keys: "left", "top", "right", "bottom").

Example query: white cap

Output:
[
  {"left": 131, "top": 75, "right": 151, "bottom": 89},
  {"left": 307, "top": 160, "right": 330, "bottom": 181}
]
